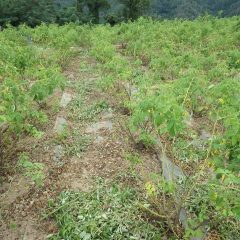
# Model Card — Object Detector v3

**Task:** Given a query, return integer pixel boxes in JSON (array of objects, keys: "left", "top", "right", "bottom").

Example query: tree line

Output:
[
  {"left": 0, "top": 0, "right": 239, "bottom": 27},
  {"left": 151, "top": 0, "right": 240, "bottom": 19}
]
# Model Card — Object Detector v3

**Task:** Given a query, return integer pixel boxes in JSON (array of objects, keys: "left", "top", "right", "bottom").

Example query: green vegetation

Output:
[
  {"left": 0, "top": 0, "right": 55, "bottom": 27},
  {"left": 47, "top": 180, "right": 160, "bottom": 239},
  {"left": 0, "top": 23, "right": 89, "bottom": 169},
  {"left": 90, "top": 16, "right": 240, "bottom": 173},
  {"left": 64, "top": 129, "right": 91, "bottom": 157},
  {"left": 0, "top": 0, "right": 239, "bottom": 27},
  {"left": 78, "top": 0, "right": 110, "bottom": 24},
  {"left": 18, "top": 153, "right": 45, "bottom": 186},
  {"left": 120, "top": 0, "right": 150, "bottom": 20},
  {"left": 0, "top": 14, "right": 239, "bottom": 240},
  {"left": 0, "top": 24, "right": 88, "bottom": 137},
  {"left": 87, "top": 16, "right": 240, "bottom": 238},
  {"left": 151, "top": 0, "right": 240, "bottom": 19},
  {"left": 76, "top": 101, "right": 109, "bottom": 121}
]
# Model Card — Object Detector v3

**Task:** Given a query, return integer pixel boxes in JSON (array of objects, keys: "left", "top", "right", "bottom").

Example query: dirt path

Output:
[{"left": 0, "top": 50, "right": 160, "bottom": 239}]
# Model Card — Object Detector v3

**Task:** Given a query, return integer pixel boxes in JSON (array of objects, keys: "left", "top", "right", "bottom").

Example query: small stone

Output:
[
  {"left": 54, "top": 145, "right": 63, "bottom": 164},
  {"left": 86, "top": 121, "right": 113, "bottom": 133},
  {"left": 200, "top": 129, "right": 211, "bottom": 141},
  {"left": 54, "top": 117, "right": 67, "bottom": 132},
  {"left": 124, "top": 83, "right": 139, "bottom": 96},
  {"left": 60, "top": 92, "right": 72, "bottom": 108},
  {"left": 184, "top": 114, "right": 194, "bottom": 127},
  {"left": 94, "top": 136, "right": 104, "bottom": 144},
  {"left": 179, "top": 208, "right": 188, "bottom": 228},
  {"left": 162, "top": 155, "right": 185, "bottom": 182},
  {"left": 190, "top": 139, "right": 202, "bottom": 147},
  {"left": 102, "top": 110, "right": 113, "bottom": 120},
  {"left": 68, "top": 74, "right": 74, "bottom": 80}
]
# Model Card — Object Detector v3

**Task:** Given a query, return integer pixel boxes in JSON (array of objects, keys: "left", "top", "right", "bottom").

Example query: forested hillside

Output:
[
  {"left": 151, "top": 0, "right": 240, "bottom": 18},
  {"left": 56, "top": 0, "right": 240, "bottom": 18},
  {"left": 0, "top": 0, "right": 239, "bottom": 27}
]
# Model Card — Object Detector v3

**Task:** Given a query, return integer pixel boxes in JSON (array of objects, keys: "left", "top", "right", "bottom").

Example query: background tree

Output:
[
  {"left": 56, "top": 6, "right": 79, "bottom": 25},
  {"left": 210, "top": 0, "right": 240, "bottom": 16},
  {"left": 151, "top": 0, "right": 240, "bottom": 19},
  {"left": 0, "top": 0, "right": 239, "bottom": 27},
  {"left": 174, "top": 0, "right": 203, "bottom": 19},
  {"left": 120, "top": 0, "right": 150, "bottom": 20},
  {"left": 0, "top": 0, "right": 55, "bottom": 27},
  {"left": 77, "top": 0, "right": 110, "bottom": 24}
]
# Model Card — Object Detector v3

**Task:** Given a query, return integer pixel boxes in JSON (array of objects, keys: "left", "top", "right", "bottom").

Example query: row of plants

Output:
[
  {"left": 90, "top": 16, "right": 240, "bottom": 171},
  {"left": 87, "top": 16, "right": 240, "bottom": 238},
  {"left": 0, "top": 23, "right": 90, "bottom": 167}
]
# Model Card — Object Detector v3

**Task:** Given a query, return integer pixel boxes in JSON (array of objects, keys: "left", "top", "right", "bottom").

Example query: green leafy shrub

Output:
[{"left": 88, "top": 16, "right": 240, "bottom": 238}]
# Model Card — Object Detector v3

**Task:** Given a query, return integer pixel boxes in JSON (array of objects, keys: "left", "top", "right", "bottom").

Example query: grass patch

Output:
[
  {"left": 47, "top": 180, "right": 160, "bottom": 240},
  {"left": 68, "top": 78, "right": 108, "bottom": 123},
  {"left": 65, "top": 130, "right": 91, "bottom": 157},
  {"left": 77, "top": 100, "right": 109, "bottom": 121}
]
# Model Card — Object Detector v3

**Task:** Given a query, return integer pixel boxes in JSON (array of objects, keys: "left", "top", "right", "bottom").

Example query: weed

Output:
[
  {"left": 17, "top": 152, "right": 45, "bottom": 187},
  {"left": 78, "top": 101, "right": 109, "bottom": 121},
  {"left": 54, "top": 128, "right": 69, "bottom": 144},
  {"left": 9, "top": 222, "right": 17, "bottom": 230},
  {"left": 124, "top": 152, "right": 142, "bottom": 175},
  {"left": 47, "top": 180, "right": 161, "bottom": 240},
  {"left": 65, "top": 129, "right": 91, "bottom": 157},
  {"left": 125, "top": 152, "right": 142, "bottom": 166}
]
